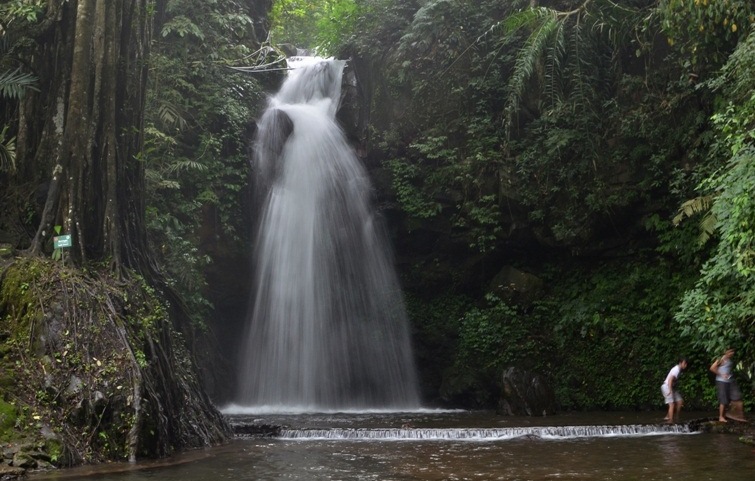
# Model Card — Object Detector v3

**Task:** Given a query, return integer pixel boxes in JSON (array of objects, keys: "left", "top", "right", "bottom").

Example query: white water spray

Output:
[{"left": 235, "top": 59, "right": 420, "bottom": 412}]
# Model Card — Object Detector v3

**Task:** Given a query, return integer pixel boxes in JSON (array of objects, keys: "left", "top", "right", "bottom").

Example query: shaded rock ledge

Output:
[{"left": 229, "top": 422, "right": 282, "bottom": 438}]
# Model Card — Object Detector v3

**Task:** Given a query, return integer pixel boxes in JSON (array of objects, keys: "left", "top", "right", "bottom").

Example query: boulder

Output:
[
  {"left": 489, "top": 266, "right": 543, "bottom": 304},
  {"left": 0, "top": 465, "right": 26, "bottom": 479},
  {"left": 498, "top": 367, "right": 557, "bottom": 416}
]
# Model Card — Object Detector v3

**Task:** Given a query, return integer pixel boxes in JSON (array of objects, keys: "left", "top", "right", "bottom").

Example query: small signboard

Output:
[{"left": 54, "top": 234, "right": 72, "bottom": 249}]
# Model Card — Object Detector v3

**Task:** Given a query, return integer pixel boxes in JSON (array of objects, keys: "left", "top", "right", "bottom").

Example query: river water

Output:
[{"left": 30, "top": 411, "right": 754, "bottom": 481}]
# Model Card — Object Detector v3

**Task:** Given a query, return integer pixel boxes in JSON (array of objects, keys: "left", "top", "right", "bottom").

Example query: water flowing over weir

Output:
[
  {"left": 277, "top": 424, "right": 694, "bottom": 441},
  {"left": 234, "top": 58, "right": 420, "bottom": 412}
]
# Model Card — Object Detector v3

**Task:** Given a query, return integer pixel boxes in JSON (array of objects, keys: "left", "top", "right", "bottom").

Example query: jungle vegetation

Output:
[
  {"left": 265, "top": 0, "right": 755, "bottom": 409},
  {"left": 0, "top": 0, "right": 279, "bottom": 464},
  {"left": 0, "top": 0, "right": 753, "bottom": 448}
]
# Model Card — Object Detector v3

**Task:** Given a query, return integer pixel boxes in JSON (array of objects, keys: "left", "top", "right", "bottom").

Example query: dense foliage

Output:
[
  {"left": 659, "top": 0, "right": 754, "bottom": 67},
  {"left": 268, "top": 0, "right": 360, "bottom": 53},
  {"left": 292, "top": 0, "right": 755, "bottom": 409},
  {"left": 143, "top": 0, "right": 268, "bottom": 326},
  {"left": 675, "top": 31, "right": 755, "bottom": 378}
]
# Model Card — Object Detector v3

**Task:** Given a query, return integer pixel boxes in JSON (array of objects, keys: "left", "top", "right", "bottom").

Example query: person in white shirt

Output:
[{"left": 661, "top": 358, "right": 688, "bottom": 423}]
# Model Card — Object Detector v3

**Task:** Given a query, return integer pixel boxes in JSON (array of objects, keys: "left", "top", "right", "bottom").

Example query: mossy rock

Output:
[
  {"left": 0, "top": 244, "right": 14, "bottom": 259},
  {"left": 0, "top": 257, "right": 231, "bottom": 470},
  {"left": 0, "top": 399, "right": 17, "bottom": 433}
]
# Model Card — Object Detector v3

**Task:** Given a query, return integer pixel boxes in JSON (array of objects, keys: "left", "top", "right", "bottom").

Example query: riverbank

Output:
[{"left": 0, "top": 258, "right": 230, "bottom": 478}]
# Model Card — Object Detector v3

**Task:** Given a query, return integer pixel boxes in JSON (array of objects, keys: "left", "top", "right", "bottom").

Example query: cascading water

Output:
[
  {"left": 276, "top": 424, "right": 694, "bottom": 440},
  {"left": 235, "top": 58, "right": 420, "bottom": 412}
]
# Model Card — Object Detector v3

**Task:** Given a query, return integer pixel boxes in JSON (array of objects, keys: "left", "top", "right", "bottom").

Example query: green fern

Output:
[
  {"left": 0, "top": 67, "right": 38, "bottom": 100},
  {"left": 168, "top": 158, "right": 208, "bottom": 173},
  {"left": 500, "top": 1, "right": 651, "bottom": 138},
  {"left": 697, "top": 211, "right": 717, "bottom": 246},
  {"left": 504, "top": 8, "right": 561, "bottom": 136},
  {"left": 543, "top": 19, "right": 566, "bottom": 110},
  {"left": 0, "top": 125, "right": 16, "bottom": 173},
  {"left": 156, "top": 100, "right": 188, "bottom": 131},
  {"left": 673, "top": 195, "right": 718, "bottom": 245}
]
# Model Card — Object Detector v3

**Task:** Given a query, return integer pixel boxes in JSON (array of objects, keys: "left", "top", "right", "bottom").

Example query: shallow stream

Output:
[{"left": 31, "top": 411, "right": 754, "bottom": 481}]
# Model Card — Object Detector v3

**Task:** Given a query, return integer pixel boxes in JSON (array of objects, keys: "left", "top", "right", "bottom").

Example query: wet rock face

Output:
[
  {"left": 230, "top": 422, "right": 282, "bottom": 438},
  {"left": 498, "top": 367, "right": 557, "bottom": 416},
  {"left": 336, "top": 58, "right": 370, "bottom": 160}
]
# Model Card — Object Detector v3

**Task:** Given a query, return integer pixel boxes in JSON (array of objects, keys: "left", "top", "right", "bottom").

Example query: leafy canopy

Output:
[
  {"left": 659, "top": 0, "right": 754, "bottom": 66},
  {"left": 269, "top": 0, "right": 359, "bottom": 53}
]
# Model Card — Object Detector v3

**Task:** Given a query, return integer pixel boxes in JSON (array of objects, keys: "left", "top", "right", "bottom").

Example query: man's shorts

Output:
[
  {"left": 716, "top": 380, "right": 742, "bottom": 405},
  {"left": 661, "top": 384, "right": 682, "bottom": 404}
]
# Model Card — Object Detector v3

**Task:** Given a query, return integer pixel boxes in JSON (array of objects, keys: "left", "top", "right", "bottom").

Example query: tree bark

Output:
[
  {"left": 7, "top": 1, "right": 234, "bottom": 460},
  {"left": 26, "top": 0, "right": 152, "bottom": 274}
]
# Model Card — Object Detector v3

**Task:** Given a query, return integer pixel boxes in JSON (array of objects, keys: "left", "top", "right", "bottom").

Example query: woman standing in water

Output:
[{"left": 710, "top": 348, "right": 746, "bottom": 422}]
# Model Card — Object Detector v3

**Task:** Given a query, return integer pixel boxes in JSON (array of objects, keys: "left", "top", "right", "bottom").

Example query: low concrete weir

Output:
[
  {"left": 242, "top": 424, "right": 698, "bottom": 441},
  {"left": 277, "top": 424, "right": 695, "bottom": 441}
]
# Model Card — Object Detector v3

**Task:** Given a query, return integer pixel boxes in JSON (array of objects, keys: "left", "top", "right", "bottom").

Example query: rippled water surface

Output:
[{"left": 31, "top": 411, "right": 754, "bottom": 481}]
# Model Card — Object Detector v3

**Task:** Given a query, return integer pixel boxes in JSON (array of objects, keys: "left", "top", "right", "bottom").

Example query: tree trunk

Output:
[
  {"left": 5, "top": 2, "right": 232, "bottom": 461},
  {"left": 26, "top": 0, "right": 151, "bottom": 274}
]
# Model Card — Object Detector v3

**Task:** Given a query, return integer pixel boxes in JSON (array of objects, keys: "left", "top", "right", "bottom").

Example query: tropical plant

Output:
[
  {"left": 659, "top": 0, "right": 754, "bottom": 68},
  {"left": 675, "top": 30, "right": 755, "bottom": 378},
  {"left": 494, "top": 0, "right": 656, "bottom": 136},
  {"left": 441, "top": 294, "right": 539, "bottom": 407},
  {"left": 0, "top": 0, "right": 46, "bottom": 26},
  {"left": 672, "top": 195, "right": 717, "bottom": 245},
  {"left": 268, "top": 0, "right": 360, "bottom": 52},
  {"left": 143, "top": 0, "right": 265, "bottom": 326},
  {"left": 366, "top": 1, "right": 685, "bottom": 249},
  {"left": 0, "top": 67, "right": 34, "bottom": 173},
  {"left": 359, "top": 1, "right": 516, "bottom": 253},
  {"left": 0, "top": 67, "right": 37, "bottom": 100},
  {"left": 0, "top": 125, "right": 16, "bottom": 172},
  {"left": 541, "top": 258, "right": 706, "bottom": 409},
  {"left": 1, "top": 11, "right": 39, "bottom": 173},
  {"left": 332, "top": 0, "right": 422, "bottom": 58}
]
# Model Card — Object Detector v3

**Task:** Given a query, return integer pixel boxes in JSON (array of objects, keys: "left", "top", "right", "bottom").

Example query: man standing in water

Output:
[
  {"left": 710, "top": 348, "right": 746, "bottom": 422},
  {"left": 661, "top": 358, "right": 688, "bottom": 423}
]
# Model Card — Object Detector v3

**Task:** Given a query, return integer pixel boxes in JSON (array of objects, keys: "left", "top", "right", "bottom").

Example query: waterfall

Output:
[{"left": 235, "top": 58, "right": 420, "bottom": 412}]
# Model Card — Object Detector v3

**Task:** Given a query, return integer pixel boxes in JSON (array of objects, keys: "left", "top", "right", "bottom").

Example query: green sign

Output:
[{"left": 54, "top": 235, "right": 72, "bottom": 249}]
